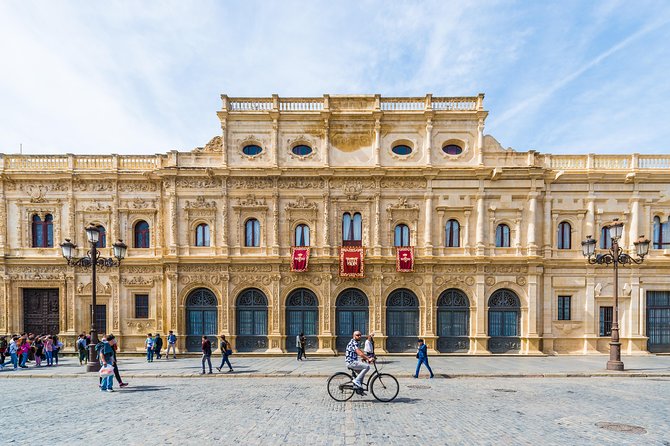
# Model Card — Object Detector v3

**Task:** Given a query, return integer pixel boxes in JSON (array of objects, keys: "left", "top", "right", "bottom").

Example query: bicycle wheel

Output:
[
  {"left": 370, "top": 373, "right": 399, "bottom": 402},
  {"left": 327, "top": 372, "right": 355, "bottom": 402}
]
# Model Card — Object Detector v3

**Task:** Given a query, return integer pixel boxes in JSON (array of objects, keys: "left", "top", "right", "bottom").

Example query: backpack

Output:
[{"left": 94, "top": 342, "right": 105, "bottom": 354}]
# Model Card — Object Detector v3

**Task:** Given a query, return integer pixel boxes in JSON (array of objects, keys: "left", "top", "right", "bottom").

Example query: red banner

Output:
[
  {"left": 396, "top": 246, "right": 414, "bottom": 272},
  {"left": 339, "top": 246, "right": 365, "bottom": 278},
  {"left": 291, "top": 247, "right": 310, "bottom": 272}
]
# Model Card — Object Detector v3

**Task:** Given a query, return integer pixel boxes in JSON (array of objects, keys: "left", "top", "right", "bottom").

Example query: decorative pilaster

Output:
[
  {"left": 424, "top": 178, "right": 433, "bottom": 256},
  {"left": 272, "top": 187, "right": 279, "bottom": 255},
  {"left": 475, "top": 194, "right": 486, "bottom": 256},
  {"left": 629, "top": 195, "right": 640, "bottom": 253},
  {"left": 543, "top": 194, "right": 552, "bottom": 257},
  {"left": 476, "top": 117, "right": 485, "bottom": 165},
  {"left": 527, "top": 193, "right": 538, "bottom": 255},
  {"left": 373, "top": 190, "right": 381, "bottom": 256},
  {"left": 425, "top": 117, "right": 433, "bottom": 166},
  {"left": 463, "top": 210, "right": 471, "bottom": 254},
  {"left": 374, "top": 117, "right": 381, "bottom": 167}
]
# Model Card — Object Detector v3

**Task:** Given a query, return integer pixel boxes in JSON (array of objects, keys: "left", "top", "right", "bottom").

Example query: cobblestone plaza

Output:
[{"left": 1, "top": 373, "right": 669, "bottom": 445}]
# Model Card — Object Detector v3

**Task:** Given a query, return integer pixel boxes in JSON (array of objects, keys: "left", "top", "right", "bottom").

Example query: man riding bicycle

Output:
[{"left": 345, "top": 330, "right": 374, "bottom": 390}]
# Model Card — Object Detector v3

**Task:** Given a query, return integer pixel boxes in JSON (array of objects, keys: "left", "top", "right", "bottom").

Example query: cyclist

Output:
[{"left": 345, "top": 330, "right": 373, "bottom": 390}]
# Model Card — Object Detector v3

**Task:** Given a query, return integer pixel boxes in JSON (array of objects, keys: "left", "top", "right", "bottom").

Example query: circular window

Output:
[
  {"left": 442, "top": 144, "right": 463, "bottom": 155},
  {"left": 242, "top": 145, "right": 263, "bottom": 156},
  {"left": 292, "top": 145, "right": 313, "bottom": 156},
  {"left": 392, "top": 145, "right": 413, "bottom": 156}
]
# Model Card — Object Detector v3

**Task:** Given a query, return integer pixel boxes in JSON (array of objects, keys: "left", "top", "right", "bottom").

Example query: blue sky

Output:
[{"left": 1, "top": 0, "right": 669, "bottom": 155}]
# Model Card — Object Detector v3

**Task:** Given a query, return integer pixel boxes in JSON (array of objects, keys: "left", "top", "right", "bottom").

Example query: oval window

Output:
[
  {"left": 442, "top": 144, "right": 463, "bottom": 155},
  {"left": 242, "top": 145, "right": 263, "bottom": 156},
  {"left": 392, "top": 145, "right": 412, "bottom": 156},
  {"left": 292, "top": 145, "right": 313, "bottom": 156}
]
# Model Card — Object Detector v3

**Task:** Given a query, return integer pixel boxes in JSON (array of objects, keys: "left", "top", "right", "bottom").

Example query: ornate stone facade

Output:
[{"left": 1, "top": 93, "right": 669, "bottom": 355}]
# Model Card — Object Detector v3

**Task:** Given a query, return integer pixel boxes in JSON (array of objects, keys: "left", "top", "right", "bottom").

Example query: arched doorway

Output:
[
  {"left": 285, "top": 288, "right": 319, "bottom": 352},
  {"left": 236, "top": 288, "right": 268, "bottom": 352},
  {"left": 386, "top": 289, "right": 419, "bottom": 353},
  {"left": 488, "top": 289, "right": 521, "bottom": 353},
  {"left": 185, "top": 288, "right": 218, "bottom": 352},
  {"left": 437, "top": 288, "right": 469, "bottom": 353},
  {"left": 335, "top": 289, "right": 369, "bottom": 352}
]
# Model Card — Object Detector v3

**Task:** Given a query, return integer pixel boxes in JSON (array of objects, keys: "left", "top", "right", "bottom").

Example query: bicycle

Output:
[{"left": 327, "top": 358, "right": 399, "bottom": 402}]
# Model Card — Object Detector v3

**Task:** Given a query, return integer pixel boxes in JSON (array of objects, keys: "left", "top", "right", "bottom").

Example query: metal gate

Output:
[
  {"left": 285, "top": 288, "right": 318, "bottom": 352},
  {"left": 23, "top": 288, "right": 59, "bottom": 335},
  {"left": 437, "top": 288, "right": 469, "bottom": 352},
  {"left": 335, "top": 288, "right": 369, "bottom": 351},
  {"left": 386, "top": 289, "right": 419, "bottom": 353},
  {"left": 236, "top": 288, "right": 268, "bottom": 352},
  {"left": 186, "top": 288, "right": 218, "bottom": 352},
  {"left": 488, "top": 289, "right": 520, "bottom": 353},
  {"left": 647, "top": 291, "right": 670, "bottom": 353}
]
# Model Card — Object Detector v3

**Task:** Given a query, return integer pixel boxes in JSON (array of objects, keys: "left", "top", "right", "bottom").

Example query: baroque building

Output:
[{"left": 1, "top": 93, "right": 670, "bottom": 355}]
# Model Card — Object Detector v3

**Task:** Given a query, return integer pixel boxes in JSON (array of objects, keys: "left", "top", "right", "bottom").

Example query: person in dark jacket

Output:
[
  {"left": 153, "top": 333, "right": 163, "bottom": 359},
  {"left": 413, "top": 339, "right": 434, "bottom": 378},
  {"left": 216, "top": 335, "right": 233, "bottom": 373},
  {"left": 201, "top": 336, "right": 212, "bottom": 374}
]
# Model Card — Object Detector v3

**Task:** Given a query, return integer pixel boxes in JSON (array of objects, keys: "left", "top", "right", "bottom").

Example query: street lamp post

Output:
[
  {"left": 60, "top": 224, "right": 127, "bottom": 372},
  {"left": 581, "top": 219, "right": 650, "bottom": 371}
]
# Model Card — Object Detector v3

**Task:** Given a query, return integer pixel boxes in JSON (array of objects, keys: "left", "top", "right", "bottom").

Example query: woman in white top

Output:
[{"left": 364, "top": 332, "right": 375, "bottom": 357}]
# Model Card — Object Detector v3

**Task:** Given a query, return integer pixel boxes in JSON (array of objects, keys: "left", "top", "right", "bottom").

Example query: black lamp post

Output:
[
  {"left": 60, "top": 224, "right": 127, "bottom": 372},
  {"left": 581, "top": 219, "right": 650, "bottom": 371}
]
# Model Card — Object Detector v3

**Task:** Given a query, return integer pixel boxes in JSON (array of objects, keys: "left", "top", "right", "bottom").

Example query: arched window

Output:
[
  {"left": 195, "top": 223, "right": 210, "bottom": 247},
  {"left": 495, "top": 224, "right": 510, "bottom": 248},
  {"left": 394, "top": 224, "right": 410, "bottom": 247},
  {"left": 245, "top": 218, "right": 260, "bottom": 247},
  {"left": 97, "top": 225, "right": 107, "bottom": 248},
  {"left": 600, "top": 226, "right": 612, "bottom": 249},
  {"left": 295, "top": 224, "right": 310, "bottom": 247},
  {"left": 445, "top": 219, "right": 460, "bottom": 248},
  {"left": 134, "top": 220, "right": 150, "bottom": 248},
  {"left": 653, "top": 216, "right": 670, "bottom": 249},
  {"left": 342, "top": 212, "right": 362, "bottom": 246},
  {"left": 32, "top": 214, "right": 53, "bottom": 248},
  {"left": 557, "top": 221, "right": 571, "bottom": 249}
]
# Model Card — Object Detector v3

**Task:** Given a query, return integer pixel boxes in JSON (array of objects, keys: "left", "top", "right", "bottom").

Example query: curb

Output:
[{"left": 2, "top": 372, "right": 670, "bottom": 379}]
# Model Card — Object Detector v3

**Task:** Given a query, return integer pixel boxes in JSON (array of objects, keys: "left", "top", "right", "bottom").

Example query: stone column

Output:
[
  {"left": 475, "top": 194, "right": 486, "bottom": 256},
  {"left": 221, "top": 178, "right": 228, "bottom": 255},
  {"left": 629, "top": 196, "right": 640, "bottom": 253},
  {"left": 322, "top": 189, "right": 331, "bottom": 254},
  {"left": 169, "top": 192, "right": 177, "bottom": 256},
  {"left": 271, "top": 115, "right": 279, "bottom": 168},
  {"left": 543, "top": 195, "right": 552, "bottom": 257},
  {"left": 373, "top": 191, "right": 381, "bottom": 256},
  {"left": 272, "top": 188, "right": 279, "bottom": 255},
  {"left": 373, "top": 118, "right": 381, "bottom": 167},
  {"left": 0, "top": 183, "right": 6, "bottom": 254},
  {"left": 463, "top": 210, "right": 471, "bottom": 254},
  {"left": 476, "top": 117, "right": 485, "bottom": 165},
  {"left": 424, "top": 183, "right": 433, "bottom": 256},
  {"left": 323, "top": 118, "right": 330, "bottom": 167},
  {"left": 220, "top": 119, "right": 228, "bottom": 167},
  {"left": 527, "top": 193, "right": 538, "bottom": 255},
  {"left": 585, "top": 195, "right": 595, "bottom": 238},
  {"left": 425, "top": 117, "right": 433, "bottom": 166}
]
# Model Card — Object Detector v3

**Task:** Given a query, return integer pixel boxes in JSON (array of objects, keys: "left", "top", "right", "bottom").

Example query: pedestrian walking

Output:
[
  {"left": 364, "top": 332, "right": 375, "bottom": 358},
  {"left": 33, "top": 336, "right": 44, "bottom": 367},
  {"left": 216, "top": 335, "right": 233, "bottom": 372},
  {"left": 8, "top": 336, "right": 19, "bottom": 370},
  {"left": 109, "top": 335, "right": 128, "bottom": 388},
  {"left": 0, "top": 335, "right": 7, "bottom": 366},
  {"left": 153, "top": 333, "right": 163, "bottom": 359},
  {"left": 300, "top": 333, "right": 307, "bottom": 360},
  {"left": 18, "top": 337, "right": 30, "bottom": 368},
  {"left": 413, "top": 339, "right": 434, "bottom": 378},
  {"left": 97, "top": 335, "right": 115, "bottom": 392},
  {"left": 201, "top": 335, "right": 212, "bottom": 374},
  {"left": 44, "top": 336, "right": 53, "bottom": 366},
  {"left": 166, "top": 330, "right": 177, "bottom": 359},
  {"left": 77, "top": 333, "right": 88, "bottom": 365},
  {"left": 296, "top": 333, "right": 303, "bottom": 360},
  {"left": 53, "top": 335, "right": 63, "bottom": 365},
  {"left": 145, "top": 333, "right": 154, "bottom": 362}
]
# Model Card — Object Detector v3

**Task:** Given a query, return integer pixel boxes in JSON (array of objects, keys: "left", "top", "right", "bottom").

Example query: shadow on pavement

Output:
[{"left": 119, "top": 386, "right": 170, "bottom": 392}]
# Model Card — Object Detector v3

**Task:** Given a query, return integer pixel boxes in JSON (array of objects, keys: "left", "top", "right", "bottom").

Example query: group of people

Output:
[
  {"left": 0, "top": 333, "right": 63, "bottom": 370},
  {"left": 200, "top": 334, "right": 234, "bottom": 374},
  {"left": 144, "top": 331, "right": 178, "bottom": 362}
]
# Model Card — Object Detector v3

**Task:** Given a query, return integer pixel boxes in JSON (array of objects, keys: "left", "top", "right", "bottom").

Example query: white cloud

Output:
[{"left": 1, "top": 0, "right": 669, "bottom": 155}]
